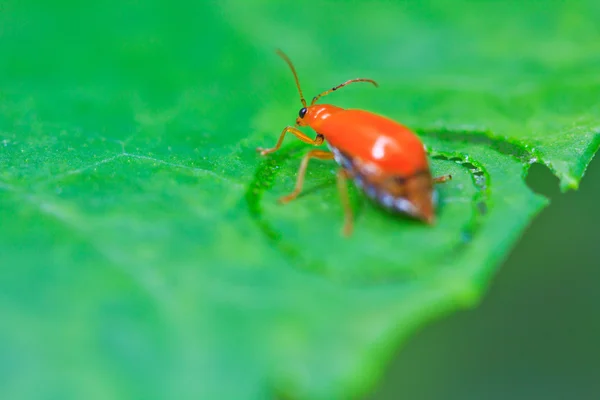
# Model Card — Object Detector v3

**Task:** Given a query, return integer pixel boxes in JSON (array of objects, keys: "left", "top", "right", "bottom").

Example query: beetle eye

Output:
[{"left": 298, "top": 107, "right": 307, "bottom": 118}]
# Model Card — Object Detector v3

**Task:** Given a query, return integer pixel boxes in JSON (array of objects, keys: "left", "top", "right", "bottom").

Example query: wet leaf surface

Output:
[{"left": 1, "top": 1, "right": 599, "bottom": 399}]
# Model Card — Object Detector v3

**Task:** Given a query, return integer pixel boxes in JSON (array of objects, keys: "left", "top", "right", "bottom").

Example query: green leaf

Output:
[{"left": 1, "top": 1, "right": 599, "bottom": 399}]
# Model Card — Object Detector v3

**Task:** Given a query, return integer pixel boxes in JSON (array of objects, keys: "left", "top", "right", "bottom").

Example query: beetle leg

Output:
[
  {"left": 257, "top": 126, "right": 324, "bottom": 156},
  {"left": 433, "top": 174, "right": 452, "bottom": 184},
  {"left": 279, "top": 149, "right": 334, "bottom": 204},
  {"left": 336, "top": 169, "right": 354, "bottom": 237}
]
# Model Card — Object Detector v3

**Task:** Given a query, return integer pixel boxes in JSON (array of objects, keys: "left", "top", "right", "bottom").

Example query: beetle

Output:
[{"left": 257, "top": 50, "right": 451, "bottom": 236}]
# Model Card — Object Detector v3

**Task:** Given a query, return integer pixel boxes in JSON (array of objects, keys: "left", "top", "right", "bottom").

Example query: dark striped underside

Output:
[{"left": 327, "top": 144, "right": 437, "bottom": 217}]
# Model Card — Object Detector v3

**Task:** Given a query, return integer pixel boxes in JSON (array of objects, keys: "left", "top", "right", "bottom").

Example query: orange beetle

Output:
[{"left": 257, "top": 50, "right": 451, "bottom": 235}]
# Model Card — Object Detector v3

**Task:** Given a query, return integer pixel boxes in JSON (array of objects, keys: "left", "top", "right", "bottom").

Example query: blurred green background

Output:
[
  {"left": 370, "top": 161, "right": 600, "bottom": 399},
  {"left": 1, "top": 0, "right": 599, "bottom": 399}
]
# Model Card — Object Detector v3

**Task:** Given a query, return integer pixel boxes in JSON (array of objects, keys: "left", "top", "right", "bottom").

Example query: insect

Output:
[{"left": 257, "top": 50, "right": 451, "bottom": 236}]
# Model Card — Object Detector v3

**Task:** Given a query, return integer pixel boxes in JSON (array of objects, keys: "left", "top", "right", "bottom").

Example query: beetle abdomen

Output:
[{"left": 329, "top": 144, "right": 435, "bottom": 223}]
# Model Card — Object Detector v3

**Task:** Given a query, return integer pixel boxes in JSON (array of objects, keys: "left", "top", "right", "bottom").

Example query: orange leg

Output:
[
  {"left": 278, "top": 150, "right": 334, "bottom": 203},
  {"left": 434, "top": 174, "right": 452, "bottom": 184},
  {"left": 336, "top": 169, "right": 354, "bottom": 237},
  {"left": 257, "top": 126, "right": 324, "bottom": 156}
]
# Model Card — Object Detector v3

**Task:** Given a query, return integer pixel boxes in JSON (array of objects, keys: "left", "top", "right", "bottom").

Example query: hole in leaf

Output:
[
  {"left": 247, "top": 144, "right": 486, "bottom": 282},
  {"left": 525, "top": 162, "right": 561, "bottom": 199},
  {"left": 420, "top": 129, "right": 531, "bottom": 161}
]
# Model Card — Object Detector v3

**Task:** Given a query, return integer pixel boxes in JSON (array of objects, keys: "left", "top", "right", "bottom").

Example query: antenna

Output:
[
  {"left": 276, "top": 49, "right": 307, "bottom": 108},
  {"left": 311, "top": 78, "right": 378, "bottom": 105}
]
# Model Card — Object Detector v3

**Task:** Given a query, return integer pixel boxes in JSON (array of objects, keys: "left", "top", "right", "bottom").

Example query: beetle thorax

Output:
[{"left": 296, "top": 104, "right": 343, "bottom": 131}]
